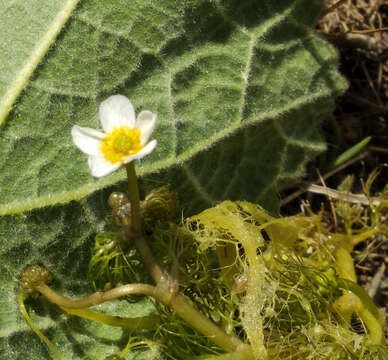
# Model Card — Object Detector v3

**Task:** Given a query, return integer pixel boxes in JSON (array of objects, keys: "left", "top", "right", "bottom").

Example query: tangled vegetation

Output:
[{"left": 20, "top": 171, "right": 388, "bottom": 359}]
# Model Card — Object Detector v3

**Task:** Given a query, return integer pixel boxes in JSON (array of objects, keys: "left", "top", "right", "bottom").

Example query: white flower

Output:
[{"left": 71, "top": 95, "right": 157, "bottom": 177}]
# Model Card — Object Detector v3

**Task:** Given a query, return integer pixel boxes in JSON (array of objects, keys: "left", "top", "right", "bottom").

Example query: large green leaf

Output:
[
  {"left": 0, "top": 0, "right": 345, "bottom": 215},
  {"left": 0, "top": 0, "right": 346, "bottom": 359}
]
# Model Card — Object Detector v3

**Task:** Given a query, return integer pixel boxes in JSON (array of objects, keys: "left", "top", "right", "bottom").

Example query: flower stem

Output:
[
  {"left": 126, "top": 162, "right": 142, "bottom": 233},
  {"left": 125, "top": 162, "right": 168, "bottom": 283}
]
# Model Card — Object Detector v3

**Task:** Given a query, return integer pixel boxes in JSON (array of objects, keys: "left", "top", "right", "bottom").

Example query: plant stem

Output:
[
  {"left": 124, "top": 161, "right": 247, "bottom": 353},
  {"left": 126, "top": 162, "right": 142, "bottom": 233},
  {"left": 334, "top": 289, "right": 384, "bottom": 346},
  {"left": 170, "top": 294, "right": 247, "bottom": 353},
  {"left": 351, "top": 228, "right": 378, "bottom": 247},
  {"left": 36, "top": 283, "right": 165, "bottom": 309},
  {"left": 337, "top": 278, "right": 385, "bottom": 345},
  {"left": 61, "top": 307, "right": 159, "bottom": 330},
  {"left": 196, "top": 348, "right": 255, "bottom": 360},
  {"left": 134, "top": 233, "right": 167, "bottom": 284},
  {"left": 337, "top": 278, "right": 383, "bottom": 325},
  {"left": 334, "top": 246, "right": 357, "bottom": 282},
  {"left": 131, "top": 232, "right": 245, "bottom": 352},
  {"left": 36, "top": 282, "right": 245, "bottom": 353},
  {"left": 125, "top": 162, "right": 166, "bottom": 282},
  {"left": 358, "top": 307, "right": 384, "bottom": 345},
  {"left": 18, "top": 292, "right": 66, "bottom": 360}
]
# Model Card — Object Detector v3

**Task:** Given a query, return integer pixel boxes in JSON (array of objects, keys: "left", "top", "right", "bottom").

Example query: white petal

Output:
[
  {"left": 123, "top": 140, "right": 157, "bottom": 164},
  {"left": 88, "top": 155, "right": 121, "bottom": 177},
  {"left": 99, "top": 95, "right": 135, "bottom": 133},
  {"left": 71, "top": 125, "right": 104, "bottom": 155},
  {"left": 135, "top": 110, "right": 157, "bottom": 145}
]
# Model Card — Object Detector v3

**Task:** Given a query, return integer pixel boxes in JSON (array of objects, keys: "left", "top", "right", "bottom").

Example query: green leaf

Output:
[
  {"left": 0, "top": 0, "right": 345, "bottom": 216},
  {"left": 0, "top": 0, "right": 346, "bottom": 359},
  {"left": 0, "top": 0, "right": 80, "bottom": 126}
]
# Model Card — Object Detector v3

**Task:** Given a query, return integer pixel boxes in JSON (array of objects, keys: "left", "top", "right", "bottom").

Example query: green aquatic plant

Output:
[
  {"left": 186, "top": 195, "right": 387, "bottom": 359},
  {"left": 19, "top": 169, "right": 388, "bottom": 359}
]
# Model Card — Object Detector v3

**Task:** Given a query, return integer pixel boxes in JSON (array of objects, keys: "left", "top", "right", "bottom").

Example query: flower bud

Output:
[
  {"left": 142, "top": 186, "right": 178, "bottom": 222},
  {"left": 20, "top": 265, "right": 52, "bottom": 298},
  {"left": 108, "top": 192, "right": 128, "bottom": 209},
  {"left": 112, "top": 202, "right": 132, "bottom": 227}
]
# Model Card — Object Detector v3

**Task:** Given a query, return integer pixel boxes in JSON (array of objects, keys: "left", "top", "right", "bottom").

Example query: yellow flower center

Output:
[{"left": 101, "top": 127, "right": 142, "bottom": 164}]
